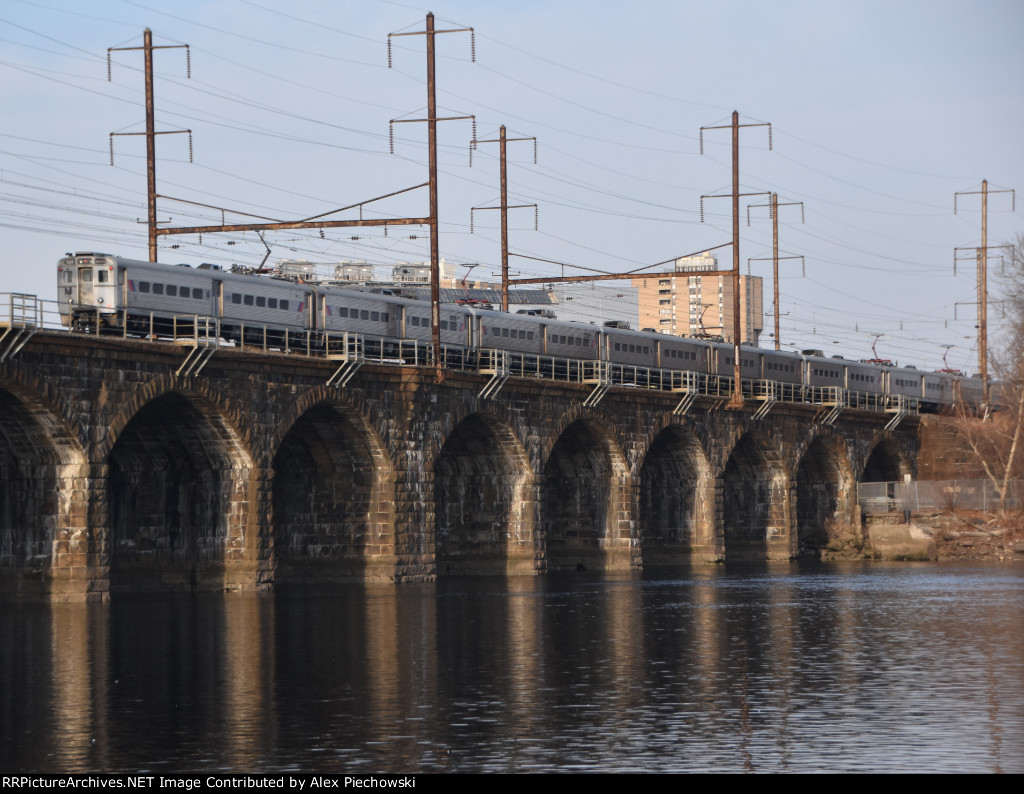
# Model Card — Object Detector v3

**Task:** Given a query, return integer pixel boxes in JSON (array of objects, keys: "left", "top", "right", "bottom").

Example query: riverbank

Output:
[{"left": 912, "top": 511, "right": 1024, "bottom": 562}]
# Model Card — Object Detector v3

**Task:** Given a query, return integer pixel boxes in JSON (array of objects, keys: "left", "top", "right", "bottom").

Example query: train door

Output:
[
  {"left": 77, "top": 264, "right": 94, "bottom": 305},
  {"left": 214, "top": 280, "right": 224, "bottom": 318}
]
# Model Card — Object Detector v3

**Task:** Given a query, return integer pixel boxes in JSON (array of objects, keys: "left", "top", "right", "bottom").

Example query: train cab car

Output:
[{"left": 58, "top": 253, "right": 124, "bottom": 329}]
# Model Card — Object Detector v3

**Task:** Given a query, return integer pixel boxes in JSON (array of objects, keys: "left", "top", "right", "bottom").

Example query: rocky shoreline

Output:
[{"left": 911, "top": 512, "right": 1024, "bottom": 562}]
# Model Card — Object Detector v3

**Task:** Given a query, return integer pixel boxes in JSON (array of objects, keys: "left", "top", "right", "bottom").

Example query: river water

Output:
[{"left": 3, "top": 562, "right": 1023, "bottom": 774}]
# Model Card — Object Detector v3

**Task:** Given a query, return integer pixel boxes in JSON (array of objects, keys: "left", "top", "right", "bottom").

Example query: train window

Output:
[
  {"left": 527, "top": 332, "right": 534, "bottom": 340},
  {"left": 371, "top": 311, "right": 380, "bottom": 322},
  {"left": 382, "top": 313, "right": 388, "bottom": 322},
  {"left": 138, "top": 281, "right": 150, "bottom": 293},
  {"left": 193, "top": 288, "right": 203, "bottom": 299},
  {"left": 360, "top": 310, "right": 369, "bottom": 320},
  {"left": 337, "top": 307, "right": 348, "bottom": 317},
  {"left": 231, "top": 293, "right": 241, "bottom": 304},
  {"left": 256, "top": 297, "right": 266, "bottom": 307},
  {"left": 80, "top": 270, "right": 93, "bottom": 283},
  {"left": 628, "top": 344, "right": 635, "bottom": 353},
  {"left": 268, "top": 298, "right": 278, "bottom": 309},
  {"left": 61, "top": 270, "right": 73, "bottom": 283},
  {"left": 280, "top": 300, "right": 289, "bottom": 311},
  {"left": 153, "top": 283, "right": 164, "bottom": 295},
  {"left": 244, "top": 295, "right": 254, "bottom": 306},
  {"left": 440, "top": 321, "right": 448, "bottom": 331},
  {"left": 97, "top": 270, "right": 109, "bottom": 283},
  {"left": 169, "top": 285, "right": 180, "bottom": 297},
  {"left": 518, "top": 330, "right": 525, "bottom": 339},
  {"left": 643, "top": 347, "right": 649, "bottom": 355}
]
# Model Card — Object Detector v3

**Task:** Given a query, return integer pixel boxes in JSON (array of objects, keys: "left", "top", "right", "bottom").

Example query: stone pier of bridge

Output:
[{"left": 0, "top": 333, "right": 918, "bottom": 601}]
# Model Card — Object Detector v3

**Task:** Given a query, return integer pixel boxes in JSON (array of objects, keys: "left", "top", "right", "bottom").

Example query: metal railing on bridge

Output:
[{"left": 2, "top": 292, "right": 922, "bottom": 419}]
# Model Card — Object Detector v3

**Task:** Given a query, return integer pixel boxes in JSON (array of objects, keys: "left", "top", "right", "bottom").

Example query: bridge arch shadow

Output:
[
  {"left": 271, "top": 401, "right": 394, "bottom": 583},
  {"left": 0, "top": 384, "right": 87, "bottom": 599},
  {"left": 433, "top": 411, "right": 534, "bottom": 575},
  {"left": 720, "top": 431, "right": 787, "bottom": 560},
  {"left": 540, "top": 418, "right": 631, "bottom": 571},
  {"left": 106, "top": 390, "right": 254, "bottom": 593},
  {"left": 795, "top": 434, "right": 856, "bottom": 557},
  {"left": 637, "top": 424, "right": 713, "bottom": 565}
]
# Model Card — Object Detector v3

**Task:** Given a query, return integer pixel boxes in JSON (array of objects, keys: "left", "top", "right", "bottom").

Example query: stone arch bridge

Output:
[{"left": 0, "top": 333, "right": 917, "bottom": 601}]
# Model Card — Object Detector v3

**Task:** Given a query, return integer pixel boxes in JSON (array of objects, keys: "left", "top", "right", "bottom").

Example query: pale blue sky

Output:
[{"left": 1, "top": 0, "right": 1022, "bottom": 371}]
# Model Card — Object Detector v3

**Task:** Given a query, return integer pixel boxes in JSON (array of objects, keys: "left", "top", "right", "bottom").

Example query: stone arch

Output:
[
  {"left": 719, "top": 429, "right": 788, "bottom": 560},
  {"left": 794, "top": 432, "right": 857, "bottom": 557},
  {"left": 636, "top": 422, "right": 714, "bottom": 565},
  {"left": 540, "top": 416, "right": 632, "bottom": 571},
  {"left": 105, "top": 387, "right": 254, "bottom": 593},
  {"left": 432, "top": 411, "right": 535, "bottom": 575},
  {"left": 270, "top": 396, "right": 395, "bottom": 583},
  {"left": 860, "top": 434, "right": 909, "bottom": 483},
  {"left": 0, "top": 380, "right": 88, "bottom": 599}
]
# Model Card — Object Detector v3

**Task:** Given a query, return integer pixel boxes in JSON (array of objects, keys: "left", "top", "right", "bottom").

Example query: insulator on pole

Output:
[
  {"left": 768, "top": 126, "right": 773, "bottom": 150},
  {"left": 801, "top": 258, "right": 806, "bottom": 277},
  {"left": 107, "top": 51, "right": 112, "bottom": 81},
  {"left": 109, "top": 136, "right": 114, "bottom": 166},
  {"left": 700, "top": 197, "right": 705, "bottom": 223},
  {"left": 471, "top": 117, "right": 477, "bottom": 144},
  {"left": 534, "top": 206, "right": 538, "bottom": 231},
  {"left": 384, "top": 224, "right": 388, "bottom": 238},
  {"left": 387, "top": 37, "right": 392, "bottom": 68},
  {"left": 389, "top": 124, "right": 394, "bottom": 154},
  {"left": 185, "top": 47, "right": 191, "bottom": 79},
  {"left": 188, "top": 132, "right": 193, "bottom": 163},
  {"left": 533, "top": 139, "right": 537, "bottom": 164},
  {"left": 470, "top": 30, "right": 476, "bottom": 62},
  {"left": 319, "top": 228, "right": 324, "bottom": 239},
  {"left": 699, "top": 130, "right": 704, "bottom": 155},
  {"left": 470, "top": 210, "right": 474, "bottom": 235},
  {"left": 468, "top": 143, "right": 473, "bottom": 168}
]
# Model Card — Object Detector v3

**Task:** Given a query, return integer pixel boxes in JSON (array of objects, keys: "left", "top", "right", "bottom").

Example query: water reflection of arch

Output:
[
  {"left": 792, "top": 428, "right": 856, "bottom": 557},
  {"left": 103, "top": 377, "right": 255, "bottom": 593},
  {"left": 0, "top": 376, "right": 88, "bottom": 598},
  {"left": 719, "top": 428, "right": 788, "bottom": 560},
  {"left": 269, "top": 388, "right": 395, "bottom": 583},
  {"left": 635, "top": 419, "right": 715, "bottom": 565},
  {"left": 539, "top": 410, "right": 632, "bottom": 571},
  {"left": 430, "top": 409, "right": 535, "bottom": 576}
]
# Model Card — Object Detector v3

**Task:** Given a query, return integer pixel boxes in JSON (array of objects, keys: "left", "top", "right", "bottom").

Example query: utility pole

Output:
[
  {"left": 108, "top": 29, "right": 191, "bottom": 262},
  {"left": 955, "top": 179, "right": 1016, "bottom": 404},
  {"left": 389, "top": 14, "right": 475, "bottom": 382},
  {"left": 748, "top": 193, "right": 805, "bottom": 350},
  {"left": 700, "top": 111, "right": 772, "bottom": 408},
  {"left": 472, "top": 126, "right": 537, "bottom": 311}
]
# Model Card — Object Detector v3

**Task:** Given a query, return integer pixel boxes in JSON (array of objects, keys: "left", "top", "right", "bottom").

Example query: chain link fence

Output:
[{"left": 859, "top": 479, "right": 1023, "bottom": 514}]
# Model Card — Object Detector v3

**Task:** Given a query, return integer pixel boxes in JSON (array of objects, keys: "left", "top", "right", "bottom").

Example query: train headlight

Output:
[{"left": 97, "top": 297, "right": 104, "bottom": 304}]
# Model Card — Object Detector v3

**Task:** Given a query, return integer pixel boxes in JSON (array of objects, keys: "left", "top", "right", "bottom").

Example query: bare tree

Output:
[{"left": 953, "top": 234, "right": 1024, "bottom": 511}]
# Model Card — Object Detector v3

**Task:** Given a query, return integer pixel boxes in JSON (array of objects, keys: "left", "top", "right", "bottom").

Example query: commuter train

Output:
[{"left": 57, "top": 252, "right": 983, "bottom": 410}]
